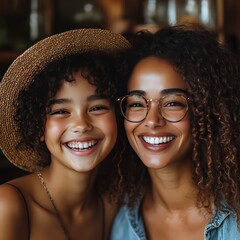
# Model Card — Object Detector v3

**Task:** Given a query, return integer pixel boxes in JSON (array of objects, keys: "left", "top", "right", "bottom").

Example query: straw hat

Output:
[{"left": 0, "top": 28, "right": 130, "bottom": 172}]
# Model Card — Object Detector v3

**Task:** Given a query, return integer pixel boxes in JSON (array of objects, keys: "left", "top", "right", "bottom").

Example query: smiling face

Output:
[
  {"left": 43, "top": 70, "right": 117, "bottom": 172},
  {"left": 124, "top": 56, "right": 192, "bottom": 170}
]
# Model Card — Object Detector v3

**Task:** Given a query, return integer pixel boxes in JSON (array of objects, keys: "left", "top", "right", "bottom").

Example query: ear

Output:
[{"left": 40, "top": 135, "right": 45, "bottom": 142}]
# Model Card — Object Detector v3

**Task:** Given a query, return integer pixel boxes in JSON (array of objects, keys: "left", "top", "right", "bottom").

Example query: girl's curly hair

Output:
[
  {"left": 117, "top": 24, "right": 240, "bottom": 219},
  {"left": 14, "top": 51, "right": 125, "bottom": 199}
]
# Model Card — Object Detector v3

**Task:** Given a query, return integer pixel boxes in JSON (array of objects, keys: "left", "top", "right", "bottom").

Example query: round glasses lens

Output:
[
  {"left": 160, "top": 94, "right": 188, "bottom": 122},
  {"left": 121, "top": 95, "right": 147, "bottom": 122}
]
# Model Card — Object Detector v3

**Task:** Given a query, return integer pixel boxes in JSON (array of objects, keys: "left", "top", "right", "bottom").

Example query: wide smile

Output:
[
  {"left": 66, "top": 140, "right": 98, "bottom": 151},
  {"left": 142, "top": 136, "right": 175, "bottom": 145}
]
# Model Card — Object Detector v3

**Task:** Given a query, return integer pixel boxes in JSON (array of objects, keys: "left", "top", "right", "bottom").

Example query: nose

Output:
[
  {"left": 144, "top": 100, "right": 166, "bottom": 129},
  {"left": 71, "top": 114, "right": 93, "bottom": 133}
]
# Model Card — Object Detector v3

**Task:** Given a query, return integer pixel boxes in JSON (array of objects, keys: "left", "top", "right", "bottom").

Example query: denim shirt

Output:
[{"left": 110, "top": 200, "right": 240, "bottom": 240}]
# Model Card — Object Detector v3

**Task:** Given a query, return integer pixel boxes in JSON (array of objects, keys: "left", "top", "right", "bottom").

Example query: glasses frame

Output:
[{"left": 117, "top": 93, "right": 190, "bottom": 123}]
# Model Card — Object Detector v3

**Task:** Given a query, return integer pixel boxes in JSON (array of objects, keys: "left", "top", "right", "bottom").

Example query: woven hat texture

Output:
[{"left": 0, "top": 28, "right": 130, "bottom": 172}]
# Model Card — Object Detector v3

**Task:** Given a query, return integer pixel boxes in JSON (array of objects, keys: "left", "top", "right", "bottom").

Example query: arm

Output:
[{"left": 0, "top": 184, "right": 29, "bottom": 240}]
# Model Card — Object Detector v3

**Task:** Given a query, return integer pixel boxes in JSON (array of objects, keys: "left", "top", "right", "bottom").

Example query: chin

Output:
[{"left": 141, "top": 156, "right": 164, "bottom": 168}]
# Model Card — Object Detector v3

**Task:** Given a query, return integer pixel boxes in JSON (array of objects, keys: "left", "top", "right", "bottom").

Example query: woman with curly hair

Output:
[
  {"left": 111, "top": 24, "right": 240, "bottom": 239},
  {"left": 0, "top": 29, "right": 130, "bottom": 240}
]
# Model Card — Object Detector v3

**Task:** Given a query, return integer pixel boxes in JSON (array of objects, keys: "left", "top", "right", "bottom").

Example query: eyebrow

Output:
[
  {"left": 48, "top": 94, "right": 110, "bottom": 106},
  {"left": 127, "top": 88, "right": 188, "bottom": 96},
  {"left": 48, "top": 98, "right": 69, "bottom": 106},
  {"left": 87, "top": 94, "right": 111, "bottom": 101}
]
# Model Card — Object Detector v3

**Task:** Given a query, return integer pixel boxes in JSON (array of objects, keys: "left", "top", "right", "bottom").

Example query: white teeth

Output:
[
  {"left": 67, "top": 140, "right": 97, "bottom": 150},
  {"left": 143, "top": 136, "right": 174, "bottom": 145},
  {"left": 150, "top": 138, "right": 155, "bottom": 144}
]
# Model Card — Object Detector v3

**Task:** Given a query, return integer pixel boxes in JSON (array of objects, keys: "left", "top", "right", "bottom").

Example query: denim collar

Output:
[
  {"left": 205, "top": 203, "right": 235, "bottom": 232},
  {"left": 125, "top": 199, "right": 235, "bottom": 238},
  {"left": 125, "top": 200, "right": 146, "bottom": 239}
]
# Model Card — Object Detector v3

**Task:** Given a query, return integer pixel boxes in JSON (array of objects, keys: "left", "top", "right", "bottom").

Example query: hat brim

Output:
[{"left": 0, "top": 28, "right": 130, "bottom": 172}]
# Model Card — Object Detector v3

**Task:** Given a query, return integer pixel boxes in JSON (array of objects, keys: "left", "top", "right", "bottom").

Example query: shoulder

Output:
[
  {"left": 0, "top": 183, "right": 27, "bottom": 210},
  {"left": 206, "top": 205, "right": 240, "bottom": 239},
  {"left": 110, "top": 203, "right": 143, "bottom": 240},
  {"left": 0, "top": 182, "right": 29, "bottom": 239}
]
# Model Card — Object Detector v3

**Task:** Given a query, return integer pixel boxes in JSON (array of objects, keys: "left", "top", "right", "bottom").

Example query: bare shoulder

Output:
[
  {"left": 0, "top": 179, "right": 31, "bottom": 239},
  {"left": 0, "top": 182, "right": 27, "bottom": 211}
]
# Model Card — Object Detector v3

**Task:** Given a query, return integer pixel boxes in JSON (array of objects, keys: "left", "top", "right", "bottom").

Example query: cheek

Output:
[
  {"left": 175, "top": 118, "right": 192, "bottom": 149},
  {"left": 124, "top": 120, "right": 137, "bottom": 146},
  {"left": 124, "top": 120, "right": 133, "bottom": 133},
  {"left": 180, "top": 116, "right": 192, "bottom": 136},
  {"left": 44, "top": 120, "right": 65, "bottom": 138}
]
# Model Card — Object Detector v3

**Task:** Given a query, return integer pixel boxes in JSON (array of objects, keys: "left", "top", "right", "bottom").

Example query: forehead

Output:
[
  {"left": 54, "top": 71, "right": 96, "bottom": 98},
  {"left": 128, "top": 56, "right": 186, "bottom": 93}
]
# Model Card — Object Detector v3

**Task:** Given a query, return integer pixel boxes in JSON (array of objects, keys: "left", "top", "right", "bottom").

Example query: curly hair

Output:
[
  {"left": 14, "top": 51, "right": 125, "bottom": 198},
  {"left": 117, "top": 24, "right": 240, "bottom": 219}
]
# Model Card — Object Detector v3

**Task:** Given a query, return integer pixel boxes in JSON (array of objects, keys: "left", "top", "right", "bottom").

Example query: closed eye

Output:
[
  {"left": 49, "top": 109, "right": 70, "bottom": 115},
  {"left": 163, "top": 101, "right": 187, "bottom": 111},
  {"left": 125, "top": 95, "right": 147, "bottom": 110},
  {"left": 165, "top": 101, "right": 185, "bottom": 107},
  {"left": 127, "top": 102, "right": 146, "bottom": 109},
  {"left": 89, "top": 105, "right": 110, "bottom": 113}
]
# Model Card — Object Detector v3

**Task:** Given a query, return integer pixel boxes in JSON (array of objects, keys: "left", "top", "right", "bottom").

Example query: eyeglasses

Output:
[{"left": 117, "top": 93, "right": 190, "bottom": 123}]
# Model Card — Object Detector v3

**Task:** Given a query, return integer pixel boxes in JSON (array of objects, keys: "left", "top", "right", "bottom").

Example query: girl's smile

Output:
[{"left": 44, "top": 70, "right": 117, "bottom": 172}]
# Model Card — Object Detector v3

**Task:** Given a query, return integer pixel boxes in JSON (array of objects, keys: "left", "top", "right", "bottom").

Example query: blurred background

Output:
[{"left": 0, "top": 0, "right": 240, "bottom": 183}]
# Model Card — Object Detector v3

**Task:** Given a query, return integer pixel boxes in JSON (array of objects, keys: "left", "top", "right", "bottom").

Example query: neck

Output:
[
  {"left": 40, "top": 166, "right": 100, "bottom": 213},
  {"left": 146, "top": 163, "right": 198, "bottom": 212},
  {"left": 36, "top": 169, "right": 105, "bottom": 240}
]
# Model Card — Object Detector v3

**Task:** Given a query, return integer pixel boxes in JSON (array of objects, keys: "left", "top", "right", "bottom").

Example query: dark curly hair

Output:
[
  {"left": 117, "top": 24, "right": 240, "bottom": 220},
  {"left": 14, "top": 51, "right": 126, "bottom": 199}
]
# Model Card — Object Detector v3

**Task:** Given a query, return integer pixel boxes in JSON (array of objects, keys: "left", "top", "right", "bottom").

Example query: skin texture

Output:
[
  {"left": 124, "top": 57, "right": 209, "bottom": 240},
  {"left": 125, "top": 57, "right": 192, "bottom": 170},
  {"left": 44, "top": 71, "right": 117, "bottom": 172},
  {"left": 119, "top": 24, "right": 240, "bottom": 236},
  {"left": 0, "top": 70, "right": 118, "bottom": 240}
]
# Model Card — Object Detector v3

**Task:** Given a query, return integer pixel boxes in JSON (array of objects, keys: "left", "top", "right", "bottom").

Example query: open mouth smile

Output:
[
  {"left": 66, "top": 140, "right": 98, "bottom": 151},
  {"left": 142, "top": 136, "right": 175, "bottom": 145}
]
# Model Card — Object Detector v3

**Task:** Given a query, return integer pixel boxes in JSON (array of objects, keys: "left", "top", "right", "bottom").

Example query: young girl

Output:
[
  {"left": 111, "top": 24, "right": 240, "bottom": 239},
  {"left": 0, "top": 29, "right": 130, "bottom": 240}
]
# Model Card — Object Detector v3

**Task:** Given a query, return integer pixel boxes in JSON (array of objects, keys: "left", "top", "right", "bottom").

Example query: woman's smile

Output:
[
  {"left": 125, "top": 56, "right": 192, "bottom": 169},
  {"left": 142, "top": 135, "right": 175, "bottom": 145}
]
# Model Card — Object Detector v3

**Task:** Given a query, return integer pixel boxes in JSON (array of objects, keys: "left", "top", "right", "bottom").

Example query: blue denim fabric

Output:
[{"left": 110, "top": 201, "right": 240, "bottom": 240}]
